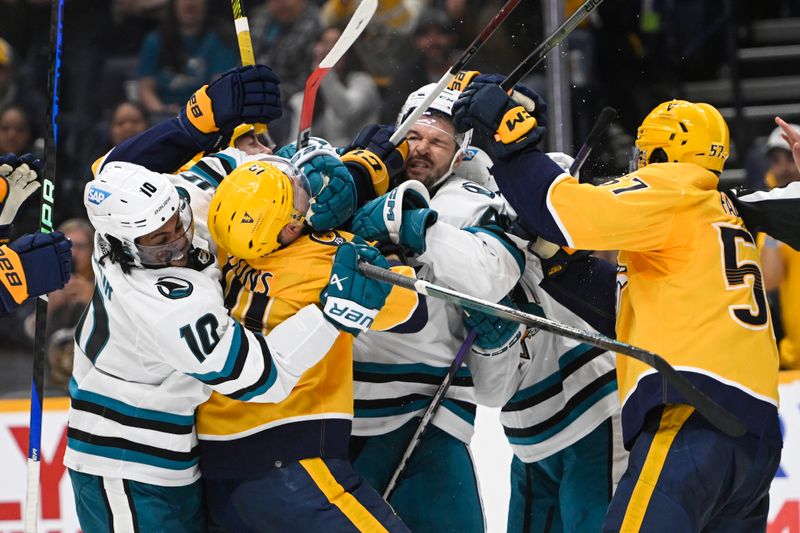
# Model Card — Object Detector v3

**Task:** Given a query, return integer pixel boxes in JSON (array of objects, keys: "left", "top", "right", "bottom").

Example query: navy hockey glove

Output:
[
  {"left": 463, "top": 298, "right": 525, "bottom": 357},
  {"left": 350, "top": 180, "right": 437, "bottom": 255},
  {"left": 453, "top": 77, "right": 546, "bottom": 158},
  {"left": 341, "top": 124, "right": 410, "bottom": 197},
  {"left": 179, "top": 65, "right": 282, "bottom": 151},
  {"left": 0, "top": 231, "right": 71, "bottom": 312},
  {"left": 279, "top": 137, "right": 357, "bottom": 231},
  {"left": 0, "top": 153, "right": 42, "bottom": 226},
  {"left": 320, "top": 241, "right": 392, "bottom": 336}
]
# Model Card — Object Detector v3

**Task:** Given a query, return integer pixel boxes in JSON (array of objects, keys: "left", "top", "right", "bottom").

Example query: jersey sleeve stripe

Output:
[
  {"left": 187, "top": 322, "right": 246, "bottom": 384},
  {"left": 67, "top": 428, "right": 199, "bottom": 470},
  {"left": 545, "top": 173, "right": 577, "bottom": 248},
  {"left": 68, "top": 379, "right": 195, "bottom": 426},
  {"left": 186, "top": 160, "right": 221, "bottom": 188},
  {"left": 227, "top": 333, "right": 278, "bottom": 401},
  {"left": 212, "top": 152, "right": 236, "bottom": 174},
  {"left": 463, "top": 225, "right": 525, "bottom": 275}
]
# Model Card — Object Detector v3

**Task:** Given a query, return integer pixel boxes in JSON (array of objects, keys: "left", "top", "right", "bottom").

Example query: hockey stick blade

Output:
[
  {"left": 296, "top": 0, "right": 377, "bottom": 148},
  {"left": 383, "top": 329, "right": 477, "bottom": 499},
  {"left": 390, "top": 0, "right": 522, "bottom": 145},
  {"left": 571, "top": 106, "right": 617, "bottom": 178},
  {"left": 501, "top": 0, "right": 605, "bottom": 91},
  {"left": 359, "top": 262, "right": 747, "bottom": 438}
]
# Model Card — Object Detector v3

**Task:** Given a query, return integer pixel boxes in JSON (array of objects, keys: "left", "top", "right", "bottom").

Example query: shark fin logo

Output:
[{"left": 155, "top": 276, "right": 193, "bottom": 299}]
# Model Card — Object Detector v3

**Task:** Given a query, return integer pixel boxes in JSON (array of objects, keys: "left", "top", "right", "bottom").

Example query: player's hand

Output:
[
  {"left": 341, "top": 124, "right": 409, "bottom": 196},
  {"left": 179, "top": 65, "right": 282, "bottom": 151},
  {"left": 350, "top": 180, "right": 437, "bottom": 255},
  {"left": 0, "top": 153, "right": 42, "bottom": 226},
  {"left": 776, "top": 116, "right": 800, "bottom": 173},
  {"left": 278, "top": 137, "right": 357, "bottom": 231},
  {"left": 463, "top": 298, "right": 525, "bottom": 357},
  {"left": 453, "top": 76, "right": 547, "bottom": 158},
  {"left": 0, "top": 231, "right": 71, "bottom": 306},
  {"left": 320, "top": 241, "right": 392, "bottom": 336}
]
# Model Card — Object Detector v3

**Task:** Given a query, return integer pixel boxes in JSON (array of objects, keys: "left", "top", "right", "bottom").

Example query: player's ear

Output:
[{"left": 453, "top": 151, "right": 465, "bottom": 169}]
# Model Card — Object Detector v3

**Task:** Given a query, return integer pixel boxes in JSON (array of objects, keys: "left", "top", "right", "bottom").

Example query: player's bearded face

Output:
[
  {"left": 135, "top": 200, "right": 194, "bottom": 268},
  {"left": 405, "top": 117, "right": 458, "bottom": 189}
]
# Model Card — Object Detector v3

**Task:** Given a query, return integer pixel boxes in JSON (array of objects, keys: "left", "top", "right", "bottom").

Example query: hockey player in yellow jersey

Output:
[{"left": 453, "top": 84, "right": 782, "bottom": 532}]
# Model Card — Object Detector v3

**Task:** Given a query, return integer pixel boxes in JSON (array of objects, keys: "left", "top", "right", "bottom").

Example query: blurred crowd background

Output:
[{"left": 0, "top": 0, "right": 799, "bottom": 396}]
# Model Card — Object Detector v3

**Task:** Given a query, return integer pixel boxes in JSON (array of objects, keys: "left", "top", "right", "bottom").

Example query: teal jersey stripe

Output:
[
  {"left": 188, "top": 322, "right": 243, "bottom": 382},
  {"left": 213, "top": 152, "right": 237, "bottom": 171},
  {"left": 463, "top": 226, "right": 525, "bottom": 275},
  {"left": 355, "top": 398, "right": 476, "bottom": 425},
  {"left": 236, "top": 362, "right": 279, "bottom": 401},
  {"left": 508, "top": 343, "right": 596, "bottom": 404},
  {"left": 185, "top": 164, "right": 220, "bottom": 188},
  {"left": 68, "top": 378, "right": 194, "bottom": 426},
  {"left": 67, "top": 439, "right": 198, "bottom": 471},
  {"left": 354, "top": 361, "right": 472, "bottom": 379},
  {"left": 506, "top": 380, "right": 618, "bottom": 446}
]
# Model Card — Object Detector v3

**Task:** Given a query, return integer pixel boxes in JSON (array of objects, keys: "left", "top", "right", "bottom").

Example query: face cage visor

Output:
[{"left": 133, "top": 197, "right": 194, "bottom": 267}]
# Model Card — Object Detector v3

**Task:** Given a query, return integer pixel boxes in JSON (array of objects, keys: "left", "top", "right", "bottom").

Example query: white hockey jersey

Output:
[
  {"left": 353, "top": 174, "right": 525, "bottom": 443},
  {"left": 65, "top": 150, "right": 339, "bottom": 487}
]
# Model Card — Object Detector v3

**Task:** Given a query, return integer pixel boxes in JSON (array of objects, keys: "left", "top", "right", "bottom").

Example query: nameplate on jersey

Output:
[{"left": 156, "top": 276, "right": 194, "bottom": 299}]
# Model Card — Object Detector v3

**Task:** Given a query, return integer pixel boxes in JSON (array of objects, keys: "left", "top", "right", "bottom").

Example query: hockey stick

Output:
[
  {"left": 500, "top": 0, "right": 605, "bottom": 91},
  {"left": 296, "top": 0, "right": 378, "bottom": 149},
  {"left": 230, "top": 0, "right": 269, "bottom": 136},
  {"left": 359, "top": 262, "right": 748, "bottom": 438},
  {"left": 572, "top": 106, "right": 616, "bottom": 180},
  {"left": 25, "top": 1, "right": 64, "bottom": 532},
  {"left": 390, "top": 0, "right": 523, "bottom": 145},
  {"left": 383, "top": 329, "right": 478, "bottom": 500}
]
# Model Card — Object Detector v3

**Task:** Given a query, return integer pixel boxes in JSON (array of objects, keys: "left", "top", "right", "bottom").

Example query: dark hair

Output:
[
  {"left": 112, "top": 100, "right": 150, "bottom": 125},
  {"left": 157, "top": 0, "right": 211, "bottom": 72},
  {"left": 98, "top": 235, "right": 134, "bottom": 274}
]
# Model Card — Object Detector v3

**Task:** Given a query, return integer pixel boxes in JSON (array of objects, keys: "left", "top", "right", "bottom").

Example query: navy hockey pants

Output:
[{"left": 603, "top": 404, "right": 781, "bottom": 532}]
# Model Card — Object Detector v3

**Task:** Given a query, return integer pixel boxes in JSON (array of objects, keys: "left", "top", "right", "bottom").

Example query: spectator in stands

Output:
[
  {"left": 760, "top": 121, "right": 800, "bottom": 370},
  {"left": 380, "top": 7, "right": 456, "bottom": 123},
  {"left": 252, "top": 0, "right": 322, "bottom": 144},
  {"left": 322, "top": 0, "right": 418, "bottom": 89},
  {"left": 288, "top": 26, "right": 381, "bottom": 147},
  {"left": 137, "top": 0, "right": 237, "bottom": 118},
  {"left": 0, "top": 38, "right": 46, "bottom": 134},
  {"left": 0, "top": 105, "right": 39, "bottom": 159},
  {"left": 110, "top": 101, "right": 150, "bottom": 147}
]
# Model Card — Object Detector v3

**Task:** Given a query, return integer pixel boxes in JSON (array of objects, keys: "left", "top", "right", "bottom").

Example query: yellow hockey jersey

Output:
[
  {"left": 196, "top": 231, "right": 419, "bottom": 476},
  {"left": 546, "top": 162, "right": 780, "bottom": 446}
]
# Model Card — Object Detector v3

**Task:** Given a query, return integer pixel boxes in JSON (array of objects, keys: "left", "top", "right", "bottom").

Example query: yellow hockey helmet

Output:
[
  {"left": 635, "top": 100, "right": 729, "bottom": 172},
  {"left": 208, "top": 157, "right": 311, "bottom": 259},
  {"left": 229, "top": 123, "right": 255, "bottom": 147}
]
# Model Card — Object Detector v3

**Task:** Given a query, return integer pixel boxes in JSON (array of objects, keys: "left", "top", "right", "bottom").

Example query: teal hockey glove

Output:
[
  {"left": 463, "top": 297, "right": 525, "bottom": 357},
  {"left": 350, "top": 180, "right": 437, "bottom": 255},
  {"left": 320, "top": 241, "right": 392, "bottom": 336},
  {"left": 285, "top": 138, "right": 357, "bottom": 231}
]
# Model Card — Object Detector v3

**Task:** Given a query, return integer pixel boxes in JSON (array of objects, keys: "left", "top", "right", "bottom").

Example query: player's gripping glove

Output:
[
  {"left": 0, "top": 153, "right": 42, "bottom": 226},
  {"left": 0, "top": 231, "right": 71, "bottom": 312},
  {"left": 463, "top": 298, "right": 526, "bottom": 357},
  {"left": 277, "top": 137, "right": 357, "bottom": 231},
  {"left": 179, "top": 65, "right": 282, "bottom": 151},
  {"left": 350, "top": 180, "right": 437, "bottom": 255},
  {"left": 320, "top": 241, "right": 392, "bottom": 336},
  {"left": 341, "top": 124, "right": 409, "bottom": 197},
  {"left": 453, "top": 75, "right": 547, "bottom": 158}
]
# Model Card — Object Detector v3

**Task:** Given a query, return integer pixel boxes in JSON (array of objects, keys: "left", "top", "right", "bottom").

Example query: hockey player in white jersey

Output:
[
  {"left": 346, "top": 80, "right": 526, "bottom": 532},
  {"left": 462, "top": 154, "right": 624, "bottom": 533},
  {"left": 65, "top": 66, "right": 396, "bottom": 533}
]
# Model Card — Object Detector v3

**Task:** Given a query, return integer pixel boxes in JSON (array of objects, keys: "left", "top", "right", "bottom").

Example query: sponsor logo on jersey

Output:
[
  {"left": 87, "top": 186, "right": 111, "bottom": 205},
  {"left": 155, "top": 276, "right": 194, "bottom": 299}
]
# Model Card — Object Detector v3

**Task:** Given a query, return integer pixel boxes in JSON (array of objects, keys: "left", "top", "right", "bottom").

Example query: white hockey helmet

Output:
[
  {"left": 397, "top": 83, "right": 474, "bottom": 187},
  {"left": 85, "top": 161, "right": 194, "bottom": 267}
]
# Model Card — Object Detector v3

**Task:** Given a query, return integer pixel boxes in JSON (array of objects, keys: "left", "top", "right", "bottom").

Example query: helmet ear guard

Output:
[{"left": 635, "top": 100, "right": 729, "bottom": 173}]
